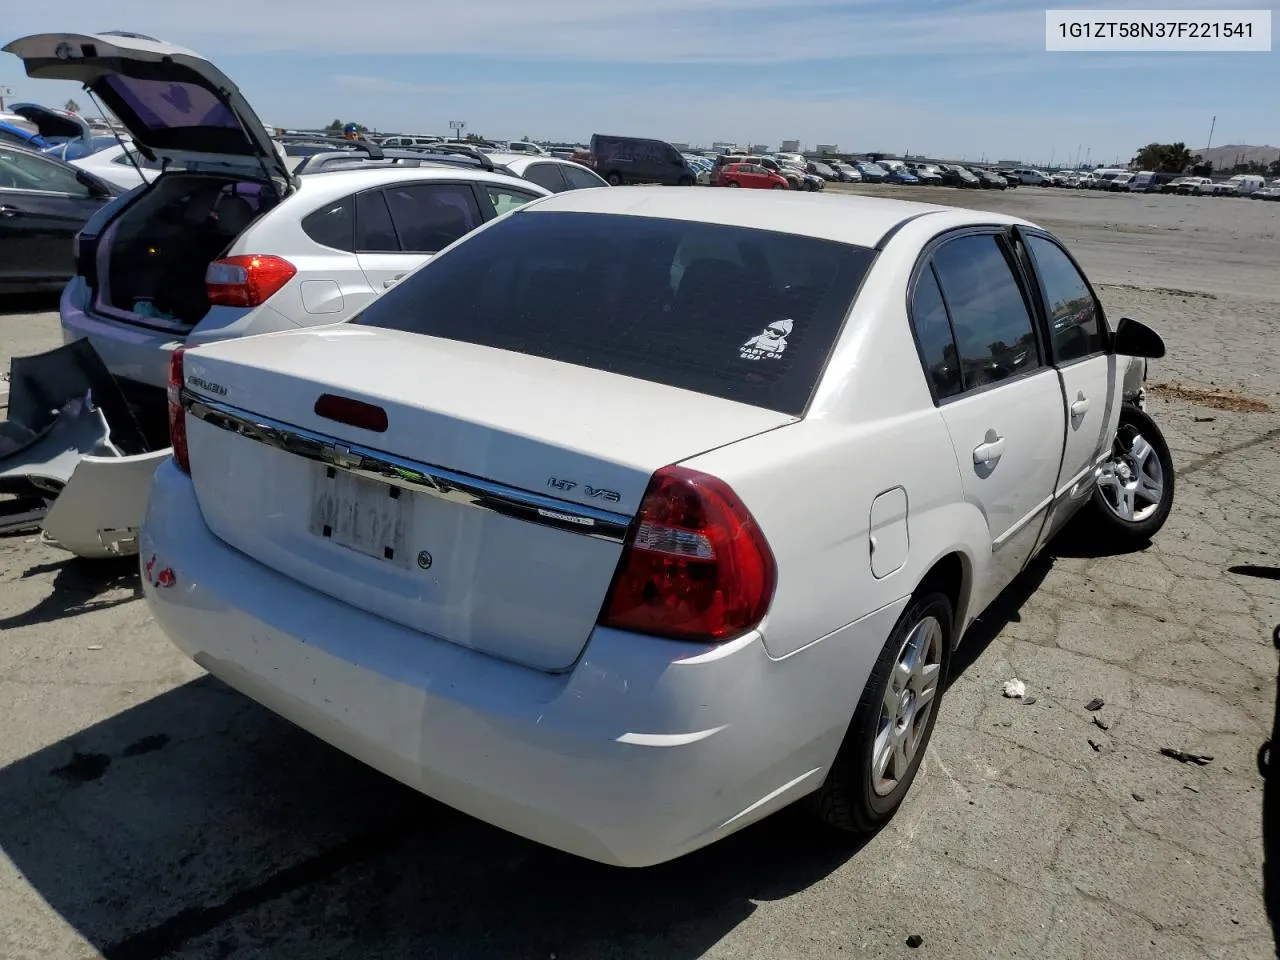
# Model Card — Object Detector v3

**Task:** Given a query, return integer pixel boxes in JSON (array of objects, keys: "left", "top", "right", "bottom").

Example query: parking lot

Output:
[{"left": 1, "top": 184, "right": 1277, "bottom": 960}]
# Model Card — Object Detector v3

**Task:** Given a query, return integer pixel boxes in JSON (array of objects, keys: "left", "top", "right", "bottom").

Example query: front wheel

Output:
[
  {"left": 772, "top": 182, "right": 786, "bottom": 189},
  {"left": 606, "top": 172, "right": 624, "bottom": 186},
  {"left": 808, "top": 591, "right": 953, "bottom": 834},
  {"left": 1089, "top": 403, "right": 1175, "bottom": 543}
]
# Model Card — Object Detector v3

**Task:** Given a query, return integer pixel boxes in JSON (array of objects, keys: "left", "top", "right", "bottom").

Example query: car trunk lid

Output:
[
  {"left": 180, "top": 327, "right": 795, "bottom": 671},
  {"left": 2, "top": 32, "right": 293, "bottom": 190}
]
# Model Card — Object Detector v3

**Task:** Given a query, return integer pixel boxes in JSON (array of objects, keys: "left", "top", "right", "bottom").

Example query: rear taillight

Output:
[
  {"left": 205, "top": 255, "right": 296, "bottom": 307},
  {"left": 599, "top": 465, "right": 775, "bottom": 642},
  {"left": 167, "top": 347, "right": 189, "bottom": 473}
]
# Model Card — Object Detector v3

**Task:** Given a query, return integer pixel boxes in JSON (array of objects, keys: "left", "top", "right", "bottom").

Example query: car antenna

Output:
[{"left": 84, "top": 87, "right": 150, "bottom": 181}]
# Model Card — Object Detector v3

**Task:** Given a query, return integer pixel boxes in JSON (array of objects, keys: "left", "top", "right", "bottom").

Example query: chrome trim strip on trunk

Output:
[{"left": 183, "top": 393, "right": 633, "bottom": 543}]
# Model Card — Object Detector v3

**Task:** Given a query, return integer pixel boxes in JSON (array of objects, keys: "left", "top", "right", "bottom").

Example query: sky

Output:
[{"left": 1, "top": 0, "right": 1275, "bottom": 165}]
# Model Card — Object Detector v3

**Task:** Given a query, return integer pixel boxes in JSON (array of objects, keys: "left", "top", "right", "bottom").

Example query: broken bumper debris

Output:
[{"left": 0, "top": 340, "right": 170, "bottom": 557}]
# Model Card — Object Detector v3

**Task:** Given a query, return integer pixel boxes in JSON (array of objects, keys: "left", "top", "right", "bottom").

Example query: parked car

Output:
[
  {"left": 780, "top": 160, "right": 825, "bottom": 191},
  {"left": 588, "top": 134, "right": 695, "bottom": 186},
  {"left": 4, "top": 32, "right": 553, "bottom": 447},
  {"left": 42, "top": 134, "right": 125, "bottom": 162},
  {"left": 1252, "top": 185, "right": 1280, "bottom": 201},
  {"left": 716, "top": 162, "right": 788, "bottom": 189},
  {"left": 503, "top": 141, "right": 548, "bottom": 156},
  {"left": 718, "top": 155, "right": 803, "bottom": 190},
  {"left": 1216, "top": 174, "right": 1266, "bottom": 196},
  {"left": 1176, "top": 176, "right": 1212, "bottom": 195},
  {"left": 68, "top": 140, "right": 163, "bottom": 190},
  {"left": 144, "top": 186, "right": 1173, "bottom": 868},
  {"left": 1107, "top": 173, "right": 1135, "bottom": 192},
  {"left": 938, "top": 164, "right": 979, "bottom": 189},
  {"left": 968, "top": 168, "right": 1008, "bottom": 190},
  {"left": 1011, "top": 167, "right": 1052, "bottom": 186},
  {"left": 0, "top": 140, "right": 119, "bottom": 292},
  {"left": 378, "top": 135, "right": 442, "bottom": 148},
  {"left": 906, "top": 163, "right": 943, "bottom": 185},
  {"left": 1089, "top": 168, "right": 1127, "bottom": 190},
  {"left": 854, "top": 161, "right": 889, "bottom": 183},
  {"left": 806, "top": 160, "right": 841, "bottom": 182},
  {"left": 827, "top": 161, "right": 863, "bottom": 183},
  {"left": 0, "top": 111, "right": 49, "bottom": 148},
  {"left": 484, "top": 152, "right": 609, "bottom": 193}
]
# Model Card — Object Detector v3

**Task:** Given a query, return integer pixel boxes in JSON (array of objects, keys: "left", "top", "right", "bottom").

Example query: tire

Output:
[
  {"left": 726, "top": 180, "right": 740, "bottom": 187},
  {"left": 606, "top": 172, "right": 624, "bottom": 186},
  {"left": 677, "top": 175, "right": 694, "bottom": 187},
  {"left": 808, "top": 590, "right": 953, "bottom": 835},
  {"left": 772, "top": 182, "right": 786, "bottom": 189},
  {"left": 1089, "top": 403, "right": 1175, "bottom": 544}
]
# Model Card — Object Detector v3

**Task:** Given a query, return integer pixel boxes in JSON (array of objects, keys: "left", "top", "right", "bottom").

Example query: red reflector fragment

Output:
[
  {"left": 156, "top": 568, "right": 177, "bottom": 588},
  {"left": 313, "top": 394, "right": 389, "bottom": 433}
]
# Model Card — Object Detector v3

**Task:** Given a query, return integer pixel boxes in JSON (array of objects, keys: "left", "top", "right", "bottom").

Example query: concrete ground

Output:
[{"left": 1, "top": 186, "right": 1277, "bottom": 960}]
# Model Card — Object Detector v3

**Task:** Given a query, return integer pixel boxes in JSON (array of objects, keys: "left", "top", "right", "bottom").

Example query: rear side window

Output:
[
  {"left": 909, "top": 266, "right": 963, "bottom": 400},
  {"left": 382, "top": 182, "right": 482, "bottom": 253},
  {"left": 930, "top": 234, "right": 1041, "bottom": 389},
  {"left": 561, "top": 164, "right": 605, "bottom": 190},
  {"left": 354, "top": 211, "right": 874, "bottom": 416},
  {"left": 522, "top": 162, "right": 569, "bottom": 193},
  {"left": 302, "top": 195, "right": 355, "bottom": 251},
  {"left": 355, "top": 190, "right": 398, "bottom": 252}
]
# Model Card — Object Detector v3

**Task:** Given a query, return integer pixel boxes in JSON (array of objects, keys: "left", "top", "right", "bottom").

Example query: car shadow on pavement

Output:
[
  {"left": 0, "top": 672, "right": 866, "bottom": 959},
  {"left": 0, "top": 555, "right": 141, "bottom": 630}
]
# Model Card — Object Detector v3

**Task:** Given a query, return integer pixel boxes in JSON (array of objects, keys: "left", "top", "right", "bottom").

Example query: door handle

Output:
[
  {"left": 972, "top": 436, "right": 1005, "bottom": 464},
  {"left": 383, "top": 274, "right": 404, "bottom": 288},
  {"left": 1070, "top": 394, "right": 1091, "bottom": 418},
  {"left": 0, "top": 205, "right": 20, "bottom": 218}
]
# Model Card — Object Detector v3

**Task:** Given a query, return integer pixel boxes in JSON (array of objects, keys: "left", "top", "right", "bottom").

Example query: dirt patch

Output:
[
  {"left": 1149, "top": 381, "right": 1272, "bottom": 412},
  {"left": 1099, "top": 282, "right": 1218, "bottom": 300}
]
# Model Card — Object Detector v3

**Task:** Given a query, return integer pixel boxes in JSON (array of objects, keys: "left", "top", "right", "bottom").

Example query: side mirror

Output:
[
  {"left": 75, "top": 169, "right": 111, "bottom": 199},
  {"left": 1111, "top": 317, "right": 1165, "bottom": 359}
]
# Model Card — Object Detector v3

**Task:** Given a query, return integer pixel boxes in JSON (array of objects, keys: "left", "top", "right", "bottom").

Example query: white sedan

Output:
[{"left": 140, "top": 188, "right": 1174, "bottom": 867}]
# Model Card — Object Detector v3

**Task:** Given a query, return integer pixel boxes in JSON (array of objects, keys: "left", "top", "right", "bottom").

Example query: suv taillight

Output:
[
  {"left": 167, "top": 347, "right": 189, "bottom": 473},
  {"left": 599, "top": 465, "right": 775, "bottom": 642},
  {"left": 206, "top": 255, "right": 296, "bottom": 307}
]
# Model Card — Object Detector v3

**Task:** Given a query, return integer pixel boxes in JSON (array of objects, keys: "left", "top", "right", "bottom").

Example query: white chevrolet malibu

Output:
[{"left": 140, "top": 188, "right": 1174, "bottom": 867}]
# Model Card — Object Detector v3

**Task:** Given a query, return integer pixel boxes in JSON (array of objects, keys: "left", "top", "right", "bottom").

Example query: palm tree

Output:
[{"left": 64, "top": 98, "right": 80, "bottom": 114}]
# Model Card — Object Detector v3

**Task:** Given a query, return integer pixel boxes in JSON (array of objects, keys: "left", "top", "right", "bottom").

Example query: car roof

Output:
[
  {"left": 522, "top": 186, "right": 1013, "bottom": 247},
  {"left": 485, "top": 152, "right": 574, "bottom": 167}
]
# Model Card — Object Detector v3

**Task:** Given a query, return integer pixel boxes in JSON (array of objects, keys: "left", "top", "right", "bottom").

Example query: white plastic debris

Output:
[{"left": 1002, "top": 679, "right": 1027, "bottom": 699}]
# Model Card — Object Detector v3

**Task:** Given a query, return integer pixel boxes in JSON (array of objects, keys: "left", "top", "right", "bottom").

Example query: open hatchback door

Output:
[{"left": 2, "top": 31, "right": 294, "bottom": 189}]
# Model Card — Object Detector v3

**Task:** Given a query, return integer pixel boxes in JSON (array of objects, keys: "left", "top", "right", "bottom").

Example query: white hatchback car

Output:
[
  {"left": 5, "top": 32, "right": 552, "bottom": 436},
  {"left": 142, "top": 188, "right": 1174, "bottom": 867},
  {"left": 483, "top": 152, "right": 609, "bottom": 193}
]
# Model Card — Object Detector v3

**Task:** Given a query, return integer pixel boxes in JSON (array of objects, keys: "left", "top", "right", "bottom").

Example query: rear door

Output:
[
  {"left": 0, "top": 146, "right": 108, "bottom": 283},
  {"left": 909, "top": 230, "right": 1065, "bottom": 608},
  {"left": 354, "top": 181, "right": 484, "bottom": 290},
  {"left": 1014, "top": 228, "right": 1118, "bottom": 543}
]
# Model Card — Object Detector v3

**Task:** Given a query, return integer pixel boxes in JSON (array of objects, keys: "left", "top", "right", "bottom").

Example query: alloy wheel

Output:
[
  {"left": 872, "top": 615, "right": 943, "bottom": 796},
  {"left": 1095, "top": 424, "right": 1166, "bottom": 523}
]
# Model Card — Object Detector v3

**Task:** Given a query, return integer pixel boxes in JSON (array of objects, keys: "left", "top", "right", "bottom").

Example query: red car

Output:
[{"left": 716, "top": 162, "right": 789, "bottom": 189}]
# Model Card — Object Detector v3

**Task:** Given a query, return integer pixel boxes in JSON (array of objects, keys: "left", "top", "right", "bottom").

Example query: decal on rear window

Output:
[{"left": 740, "top": 319, "right": 793, "bottom": 361}]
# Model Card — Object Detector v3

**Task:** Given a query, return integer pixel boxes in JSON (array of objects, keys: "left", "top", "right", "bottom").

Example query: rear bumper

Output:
[
  {"left": 60, "top": 278, "right": 178, "bottom": 390},
  {"left": 141, "top": 461, "right": 903, "bottom": 867}
]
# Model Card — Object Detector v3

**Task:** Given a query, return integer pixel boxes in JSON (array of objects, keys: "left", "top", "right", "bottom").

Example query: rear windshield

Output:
[{"left": 353, "top": 210, "right": 875, "bottom": 415}]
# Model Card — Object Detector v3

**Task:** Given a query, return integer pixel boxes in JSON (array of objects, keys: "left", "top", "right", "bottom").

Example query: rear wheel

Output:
[
  {"left": 606, "top": 172, "right": 624, "bottom": 186},
  {"left": 726, "top": 180, "right": 741, "bottom": 187},
  {"left": 772, "top": 182, "right": 786, "bottom": 189},
  {"left": 808, "top": 591, "right": 953, "bottom": 834},
  {"left": 1089, "top": 403, "right": 1175, "bottom": 544}
]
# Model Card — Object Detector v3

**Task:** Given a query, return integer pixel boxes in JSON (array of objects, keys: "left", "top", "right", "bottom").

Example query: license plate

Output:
[{"left": 309, "top": 465, "right": 415, "bottom": 567}]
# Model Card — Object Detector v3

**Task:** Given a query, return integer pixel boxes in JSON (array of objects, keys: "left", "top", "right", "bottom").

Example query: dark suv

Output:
[{"left": 588, "top": 134, "right": 695, "bottom": 186}]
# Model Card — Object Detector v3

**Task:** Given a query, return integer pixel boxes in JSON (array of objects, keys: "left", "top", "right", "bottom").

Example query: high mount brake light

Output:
[{"left": 599, "top": 465, "right": 775, "bottom": 642}]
